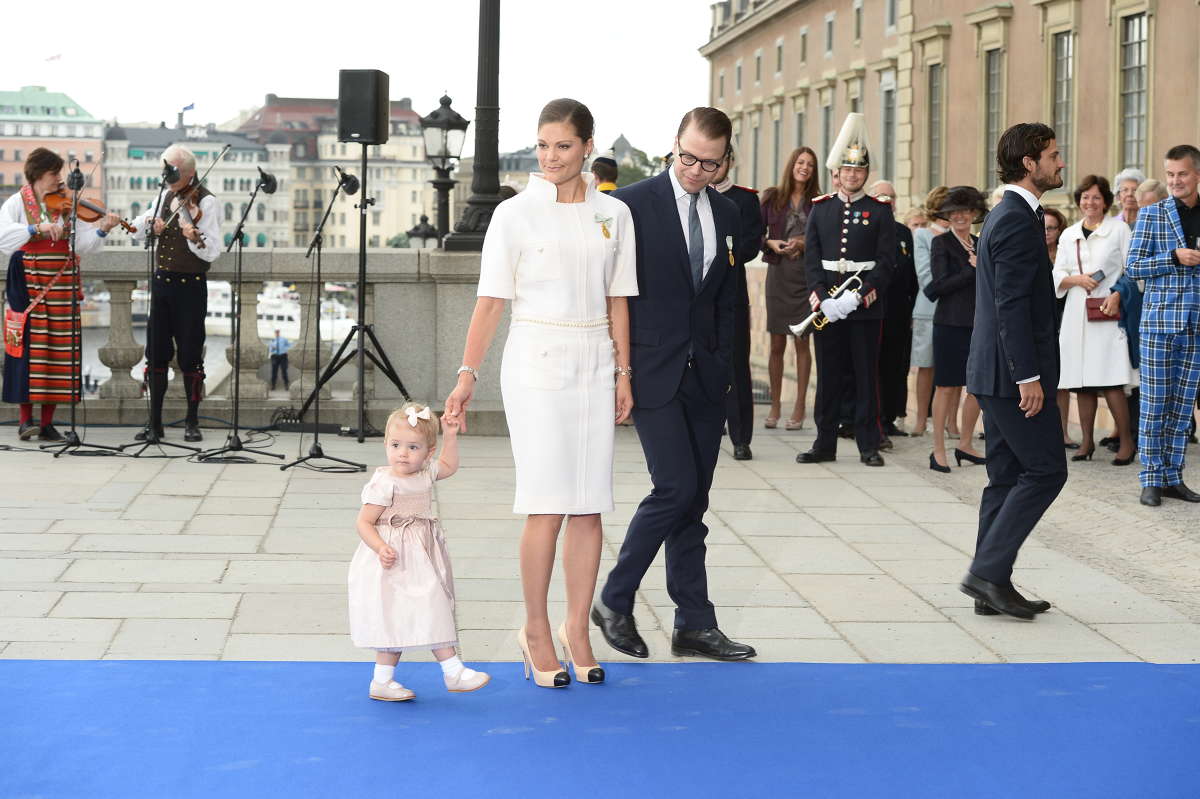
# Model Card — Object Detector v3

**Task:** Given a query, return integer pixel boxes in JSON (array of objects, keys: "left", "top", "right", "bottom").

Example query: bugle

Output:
[{"left": 789, "top": 271, "right": 865, "bottom": 337}]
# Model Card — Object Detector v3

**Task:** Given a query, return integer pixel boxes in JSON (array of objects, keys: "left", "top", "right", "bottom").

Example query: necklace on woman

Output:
[{"left": 953, "top": 230, "right": 974, "bottom": 256}]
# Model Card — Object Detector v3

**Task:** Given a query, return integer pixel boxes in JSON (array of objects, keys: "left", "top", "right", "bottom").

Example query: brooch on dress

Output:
[
  {"left": 726, "top": 235, "right": 735, "bottom": 266},
  {"left": 594, "top": 213, "right": 613, "bottom": 239}
]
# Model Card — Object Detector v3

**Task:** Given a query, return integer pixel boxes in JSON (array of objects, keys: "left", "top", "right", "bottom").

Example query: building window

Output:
[
  {"left": 751, "top": 124, "right": 760, "bottom": 189},
  {"left": 1053, "top": 31, "right": 1074, "bottom": 184},
  {"left": 821, "top": 103, "right": 833, "bottom": 190},
  {"left": 718, "top": 71, "right": 725, "bottom": 100},
  {"left": 225, "top": 203, "right": 234, "bottom": 221},
  {"left": 772, "top": 117, "right": 781, "bottom": 185},
  {"left": 799, "top": 28, "right": 808, "bottom": 63},
  {"left": 984, "top": 49, "right": 1004, "bottom": 183},
  {"left": 853, "top": 0, "right": 863, "bottom": 41},
  {"left": 825, "top": 13, "right": 835, "bottom": 56},
  {"left": 372, "top": 211, "right": 382, "bottom": 226},
  {"left": 256, "top": 233, "right": 268, "bottom": 247},
  {"left": 881, "top": 87, "right": 896, "bottom": 181},
  {"left": 850, "top": 96, "right": 861, "bottom": 114},
  {"left": 928, "top": 63, "right": 943, "bottom": 190},
  {"left": 754, "top": 50, "right": 762, "bottom": 83},
  {"left": 1119, "top": 13, "right": 1148, "bottom": 170},
  {"left": 736, "top": 60, "right": 742, "bottom": 93},
  {"left": 130, "top": 202, "right": 141, "bottom": 218},
  {"left": 776, "top": 40, "right": 784, "bottom": 74},
  {"left": 257, "top": 205, "right": 266, "bottom": 222},
  {"left": 886, "top": 0, "right": 898, "bottom": 30},
  {"left": 84, "top": 151, "right": 94, "bottom": 163},
  {"left": 795, "top": 110, "right": 806, "bottom": 148}
]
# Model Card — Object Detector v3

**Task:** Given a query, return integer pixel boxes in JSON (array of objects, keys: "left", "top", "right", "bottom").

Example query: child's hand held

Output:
[{"left": 378, "top": 544, "right": 397, "bottom": 569}]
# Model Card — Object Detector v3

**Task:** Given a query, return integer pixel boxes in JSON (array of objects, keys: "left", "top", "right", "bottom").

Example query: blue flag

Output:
[{"left": 182, "top": 103, "right": 195, "bottom": 112}]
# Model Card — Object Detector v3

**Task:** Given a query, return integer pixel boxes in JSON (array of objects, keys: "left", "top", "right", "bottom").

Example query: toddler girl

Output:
[{"left": 348, "top": 402, "right": 489, "bottom": 701}]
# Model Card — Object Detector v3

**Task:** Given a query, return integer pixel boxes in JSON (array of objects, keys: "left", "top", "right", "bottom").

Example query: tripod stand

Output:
[
  {"left": 197, "top": 177, "right": 283, "bottom": 464},
  {"left": 42, "top": 162, "right": 123, "bottom": 457},
  {"left": 119, "top": 163, "right": 201, "bottom": 457},
  {"left": 282, "top": 171, "right": 364, "bottom": 473},
  {"left": 297, "top": 143, "right": 409, "bottom": 442}
]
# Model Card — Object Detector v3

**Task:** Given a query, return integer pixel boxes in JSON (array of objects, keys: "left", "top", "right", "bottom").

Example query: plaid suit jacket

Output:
[{"left": 1126, "top": 198, "right": 1200, "bottom": 334}]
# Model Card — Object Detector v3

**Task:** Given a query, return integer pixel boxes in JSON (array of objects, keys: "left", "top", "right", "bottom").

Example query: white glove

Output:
[
  {"left": 834, "top": 291, "right": 861, "bottom": 317},
  {"left": 820, "top": 298, "right": 845, "bottom": 323}
]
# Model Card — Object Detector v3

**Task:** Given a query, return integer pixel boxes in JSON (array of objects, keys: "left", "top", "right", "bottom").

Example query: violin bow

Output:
[{"left": 162, "top": 143, "right": 232, "bottom": 229}]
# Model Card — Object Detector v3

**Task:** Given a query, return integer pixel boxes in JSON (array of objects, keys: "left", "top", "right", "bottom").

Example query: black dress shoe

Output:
[
  {"left": 733, "top": 444, "right": 753, "bottom": 460},
  {"left": 671, "top": 628, "right": 756, "bottom": 661},
  {"left": 37, "top": 424, "right": 64, "bottom": 442},
  {"left": 878, "top": 436, "right": 894, "bottom": 451},
  {"left": 184, "top": 423, "right": 203, "bottom": 442},
  {"left": 974, "top": 589, "right": 1050, "bottom": 615},
  {"left": 959, "top": 573, "right": 1035, "bottom": 620},
  {"left": 17, "top": 421, "right": 39, "bottom": 441},
  {"left": 860, "top": 451, "right": 885, "bottom": 467},
  {"left": 1063, "top": 441, "right": 1081, "bottom": 450},
  {"left": 134, "top": 426, "right": 165, "bottom": 442},
  {"left": 882, "top": 422, "right": 909, "bottom": 437},
  {"left": 796, "top": 449, "right": 836, "bottom": 464},
  {"left": 1163, "top": 482, "right": 1200, "bottom": 503},
  {"left": 1140, "top": 486, "right": 1162, "bottom": 507},
  {"left": 837, "top": 424, "right": 855, "bottom": 439},
  {"left": 591, "top": 601, "right": 649, "bottom": 659},
  {"left": 1098, "top": 436, "right": 1118, "bottom": 449}
]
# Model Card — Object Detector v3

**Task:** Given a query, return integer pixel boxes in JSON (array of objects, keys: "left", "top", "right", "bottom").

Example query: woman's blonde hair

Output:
[{"left": 385, "top": 401, "right": 438, "bottom": 449}]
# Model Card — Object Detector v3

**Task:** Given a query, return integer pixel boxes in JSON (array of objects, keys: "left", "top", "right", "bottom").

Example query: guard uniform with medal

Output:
[{"left": 798, "top": 113, "right": 895, "bottom": 465}]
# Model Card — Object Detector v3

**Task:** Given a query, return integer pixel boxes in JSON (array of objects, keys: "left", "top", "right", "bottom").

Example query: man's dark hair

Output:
[
  {"left": 676, "top": 107, "right": 732, "bottom": 149},
  {"left": 995, "top": 123, "right": 1056, "bottom": 184},
  {"left": 538, "top": 98, "right": 594, "bottom": 142},
  {"left": 1072, "top": 174, "right": 1114, "bottom": 211},
  {"left": 1165, "top": 144, "right": 1200, "bottom": 171},
  {"left": 591, "top": 160, "right": 618, "bottom": 182},
  {"left": 24, "top": 147, "right": 64, "bottom": 186}
]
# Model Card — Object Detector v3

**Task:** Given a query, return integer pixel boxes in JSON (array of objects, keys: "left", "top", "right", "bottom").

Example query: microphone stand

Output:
[
  {"left": 283, "top": 173, "right": 364, "bottom": 472},
  {"left": 42, "top": 164, "right": 122, "bottom": 457},
  {"left": 197, "top": 177, "right": 283, "bottom": 463},
  {"left": 119, "top": 164, "right": 201, "bottom": 456}
]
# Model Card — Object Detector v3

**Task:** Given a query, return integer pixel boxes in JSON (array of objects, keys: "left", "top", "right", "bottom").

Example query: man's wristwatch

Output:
[{"left": 457, "top": 365, "right": 479, "bottom": 381}]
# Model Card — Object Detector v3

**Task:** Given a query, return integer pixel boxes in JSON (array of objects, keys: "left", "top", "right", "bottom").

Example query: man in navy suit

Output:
[
  {"left": 592, "top": 108, "right": 756, "bottom": 661},
  {"left": 961, "top": 123, "right": 1067, "bottom": 620}
]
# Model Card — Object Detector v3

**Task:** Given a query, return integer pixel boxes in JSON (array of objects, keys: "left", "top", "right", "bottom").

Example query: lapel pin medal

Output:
[
  {"left": 595, "top": 213, "right": 613, "bottom": 239},
  {"left": 726, "top": 235, "right": 735, "bottom": 266}
]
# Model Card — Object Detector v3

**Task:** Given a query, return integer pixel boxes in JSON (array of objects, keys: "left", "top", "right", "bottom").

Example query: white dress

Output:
[
  {"left": 1053, "top": 215, "right": 1137, "bottom": 390},
  {"left": 477, "top": 173, "right": 638, "bottom": 514}
]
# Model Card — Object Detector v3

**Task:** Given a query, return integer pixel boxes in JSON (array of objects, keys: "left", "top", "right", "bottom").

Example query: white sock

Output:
[
  {"left": 373, "top": 664, "right": 395, "bottom": 683},
  {"left": 438, "top": 655, "right": 465, "bottom": 678}
]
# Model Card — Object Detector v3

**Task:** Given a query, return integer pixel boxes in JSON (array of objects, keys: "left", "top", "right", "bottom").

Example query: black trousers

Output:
[
  {"left": 146, "top": 269, "right": 206, "bottom": 427},
  {"left": 602, "top": 366, "right": 723, "bottom": 630},
  {"left": 879, "top": 313, "right": 913, "bottom": 422},
  {"left": 270, "top": 354, "right": 290, "bottom": 389},
  {"left": 724, "top": 303, "right": 754, "bottom": 447},
  {"left": 972, "top": 393, "right": 1068, "bottom": 584},
  {"left": 813, "top": 318, "right": 883, "bottom": 455}
]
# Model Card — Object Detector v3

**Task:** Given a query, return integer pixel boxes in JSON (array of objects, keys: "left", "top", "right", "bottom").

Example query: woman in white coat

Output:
[
  {"left": 1053, "top": 175, "right": 1136, "bottom": 465},
  {"left": 444, "top": 99, "right": 638, "bottom": 687}
]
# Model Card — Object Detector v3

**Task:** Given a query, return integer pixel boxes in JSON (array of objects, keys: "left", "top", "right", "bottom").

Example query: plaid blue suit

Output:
[{"left": 1126, "top": 198, "right": 1200, "bottom": 488}]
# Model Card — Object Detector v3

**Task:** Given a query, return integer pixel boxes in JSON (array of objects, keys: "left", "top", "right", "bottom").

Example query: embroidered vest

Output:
[{"left": 157, "top": 184, "right": 213, "bottom": 274}]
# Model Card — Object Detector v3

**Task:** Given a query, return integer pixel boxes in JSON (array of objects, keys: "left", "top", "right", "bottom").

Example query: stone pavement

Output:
[{"left": 0, "top": 422, "right": 1197, "bottom": 665}]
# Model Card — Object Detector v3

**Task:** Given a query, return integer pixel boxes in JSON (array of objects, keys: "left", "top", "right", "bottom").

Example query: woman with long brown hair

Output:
[{"left": 760, "top": 146, "right": 821, "bottom": 429}]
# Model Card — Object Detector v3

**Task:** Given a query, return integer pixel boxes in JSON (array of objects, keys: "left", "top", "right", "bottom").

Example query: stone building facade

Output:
[{"left": 0, "top": 86, "right": 104, "bottom": 207}]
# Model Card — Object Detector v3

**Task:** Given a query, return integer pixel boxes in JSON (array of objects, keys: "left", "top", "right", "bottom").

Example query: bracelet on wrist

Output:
[
  {"left": 615, "top": 366, "right": 633, "bottom": 378},
  {"left": 457, "top": 365, "right": 479, "bottom": 381}
]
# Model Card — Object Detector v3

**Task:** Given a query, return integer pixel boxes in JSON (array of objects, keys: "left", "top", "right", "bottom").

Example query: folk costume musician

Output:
[
  {"left": 2, "top": 148, "right": 122, "bottom": 441},
  {"left": 129, "top": 144, "right": 221, "bottom": 443},
  {"left": 795, "top": 113, "right": 896, "bottom": 467}
]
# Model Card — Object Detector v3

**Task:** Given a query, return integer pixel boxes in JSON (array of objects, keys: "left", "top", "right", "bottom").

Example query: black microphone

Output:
[
  {"left": 66, "top": 159, "right": 85, "bottom": 191},
  {"left": 256, "top": 166, "right": 277, "bottom": 195},
  {"left": 335, "top": 166, "right": 359, "bottom": 195},
  {"left": 162, "top": 160, "right": 180, "bottom": 184}
]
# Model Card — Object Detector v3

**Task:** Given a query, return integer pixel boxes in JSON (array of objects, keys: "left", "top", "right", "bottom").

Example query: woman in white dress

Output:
[
  {"left": 444, "top": 99, "right": 638, "bottom": 687},
  {"left": 1053, "top": 175, "right": 1136, "bottom": 465}
]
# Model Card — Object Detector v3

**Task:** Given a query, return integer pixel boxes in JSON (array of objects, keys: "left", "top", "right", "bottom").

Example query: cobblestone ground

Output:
[{"left": 0, "top": 422, "right": 1196, "bottom": 664}]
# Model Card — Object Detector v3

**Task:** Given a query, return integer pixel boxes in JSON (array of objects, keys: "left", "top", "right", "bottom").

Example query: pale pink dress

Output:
[{"left": 347, "top": 464, "right": 458, "bottom": 651}]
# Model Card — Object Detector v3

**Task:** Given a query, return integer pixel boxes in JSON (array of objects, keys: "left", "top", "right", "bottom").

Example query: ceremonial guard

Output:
[
  {"left": 796, "top": 114, "right": 895, "bottom": 466},
  {"left": 129, "top": 144, "right": 221, "bottom": 442}
]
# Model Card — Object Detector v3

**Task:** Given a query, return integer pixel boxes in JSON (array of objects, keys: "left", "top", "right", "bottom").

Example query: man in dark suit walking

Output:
[
  {"left": 962, "top": 122, "right": 1067, "bottom": 620},
  {"left": 592, "top": 108, "right": 755, "bottom": 661}
]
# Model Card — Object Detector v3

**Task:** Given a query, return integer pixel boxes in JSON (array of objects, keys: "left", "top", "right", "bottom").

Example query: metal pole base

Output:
[
  {"left": 281, "top": 440, "right": 365, "bottom": 472},
  {"left": 197, "top": 431, "right": 285, "bottom": 463},
  {"left": 40, "top": 431, "right": 124, "bottom": 458}
]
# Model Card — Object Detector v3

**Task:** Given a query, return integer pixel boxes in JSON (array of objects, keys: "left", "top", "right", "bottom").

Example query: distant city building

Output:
[
  {"left": 239, "top": 94, "right": 438, "bottom": 248},
  {"left": 0, "top": 85, "right": 104, "bottom": 206},
  {"left": 102, "top": 117, "right": 291, "bottom": 248}
]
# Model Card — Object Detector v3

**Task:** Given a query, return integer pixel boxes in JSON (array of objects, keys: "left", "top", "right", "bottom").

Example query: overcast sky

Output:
[{"left": 9, "top": 0, "right": 712, "bottom": 158}]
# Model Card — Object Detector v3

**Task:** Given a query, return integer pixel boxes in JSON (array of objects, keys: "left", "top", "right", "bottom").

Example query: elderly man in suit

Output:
[
  {"left": 1126, "top": 144, "right": 1200, "bottom": 507},
  {"left": 961, "top": 123, "right": 1067, "bottom": 620}
]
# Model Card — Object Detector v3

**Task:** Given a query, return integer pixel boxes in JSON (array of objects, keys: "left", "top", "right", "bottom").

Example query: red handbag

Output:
[
  {"left": 1077, "top": 240, "right": 1119, "bottom": 322},
  {"left": 4, "top": 259, "right": 71, "bottom": 358}
]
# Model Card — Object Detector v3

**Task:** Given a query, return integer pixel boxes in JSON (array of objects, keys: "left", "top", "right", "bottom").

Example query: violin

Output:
[
  {"left": 163, "top": 175, "right": 207, "bottom": 249},
  {"left": 43, "top": 185, "right": 137, "bottom": 234}
]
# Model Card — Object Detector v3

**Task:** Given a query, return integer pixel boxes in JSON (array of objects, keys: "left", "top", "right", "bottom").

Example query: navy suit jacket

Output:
[
  {"left": 967, "top": 191, "right": 1060, "bottom": 398},
  {"left": 614, "top": 170, "right": 740, "bottom": 409}
]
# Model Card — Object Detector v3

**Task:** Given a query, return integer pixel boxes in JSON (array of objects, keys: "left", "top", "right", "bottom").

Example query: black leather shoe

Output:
[
  {"left": 879, "top": 436, "right": 894, "bottom": 451},
  {"left": 882, "top": 421, "right": 909, "bottom": 437},
  {"left": 1163, "top": 482, "right": 1200, "bottom": 503},
  {"left": 1140, "top": 486, "right": 1162, "bottom": 507},
  {"left": 671, "top": 628, "right": 756, "bottom": 661},
  {"left": 797, "top": 448, "right": 836, "bottom": 464},
  {"left": 974, "top": 588, "right": 1050, "bottom": 615},
  {"left": 17, "top": 421, "right": 39, "bottom": 441},
  {"left": 860, "top": 451, "right": 885, "bottom": 467},
  {"left": 733, "top": 444, "right": 753, "bottom": 461},
  {"left": 837, "top": 424, "right": 855, "bottom": 439},
  {"left": 184, "top": 423, "right": 203, "bottom": 442},
  {"left": 591, "top": 601, "right": 649, "bottom": 659},
  {"left": 134, "top": 426, "right": 165, "bottom": 442},
  {"left": 37, "top": 424, "right": 64, "bottom": 442},
  {"left": 960, "top": 573, "right": 1035, "bottom": 620}
]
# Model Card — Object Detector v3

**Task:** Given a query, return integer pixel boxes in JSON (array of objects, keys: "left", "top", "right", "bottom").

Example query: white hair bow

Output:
[{"left": 405, "top": 405, "right": 432, "bottom": 427}]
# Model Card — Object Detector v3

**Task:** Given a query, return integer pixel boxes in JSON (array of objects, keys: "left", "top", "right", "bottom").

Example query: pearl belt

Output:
[{"left": 512, "top": 316, "right": 609, "bottom": 329}]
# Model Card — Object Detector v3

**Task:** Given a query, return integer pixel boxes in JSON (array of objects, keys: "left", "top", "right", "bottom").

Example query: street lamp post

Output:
[
  {"left": 418, "top": 95, "right": 469, "bottom": 246},
  {"left": 406, "top": 214, "right": 439, "bottom": 249}
]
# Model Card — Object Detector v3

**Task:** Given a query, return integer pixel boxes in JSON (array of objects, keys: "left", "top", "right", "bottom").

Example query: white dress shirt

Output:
[
  {"left": 0, "top": 192, "right": 107, "bottom": 257},
  {"left": 129, "top": 192, "right": 222, "bottom": 264},
  {"left": 1002, "top": 183, "right": 1044, "bottom": 385},
  {"left": 668, "top": 166, "right": 716, "bottom": 280}
]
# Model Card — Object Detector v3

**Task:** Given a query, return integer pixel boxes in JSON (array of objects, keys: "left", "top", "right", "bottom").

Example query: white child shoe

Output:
[
  {"left": 444, "top": 667, "right": 490, "bottom": 693},
  {"left": 369, "top": 679, "right": 416, "bottom": 701}
]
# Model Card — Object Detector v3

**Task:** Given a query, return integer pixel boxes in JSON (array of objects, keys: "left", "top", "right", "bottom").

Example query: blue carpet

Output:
[{"left": 2, "top": 661, "right": 1198, "bottom": 798}]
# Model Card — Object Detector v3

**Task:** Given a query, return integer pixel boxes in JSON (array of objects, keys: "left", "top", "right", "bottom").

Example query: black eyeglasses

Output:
[{"left": 677, "top": 150, "right": 725, "bottom": 173}]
